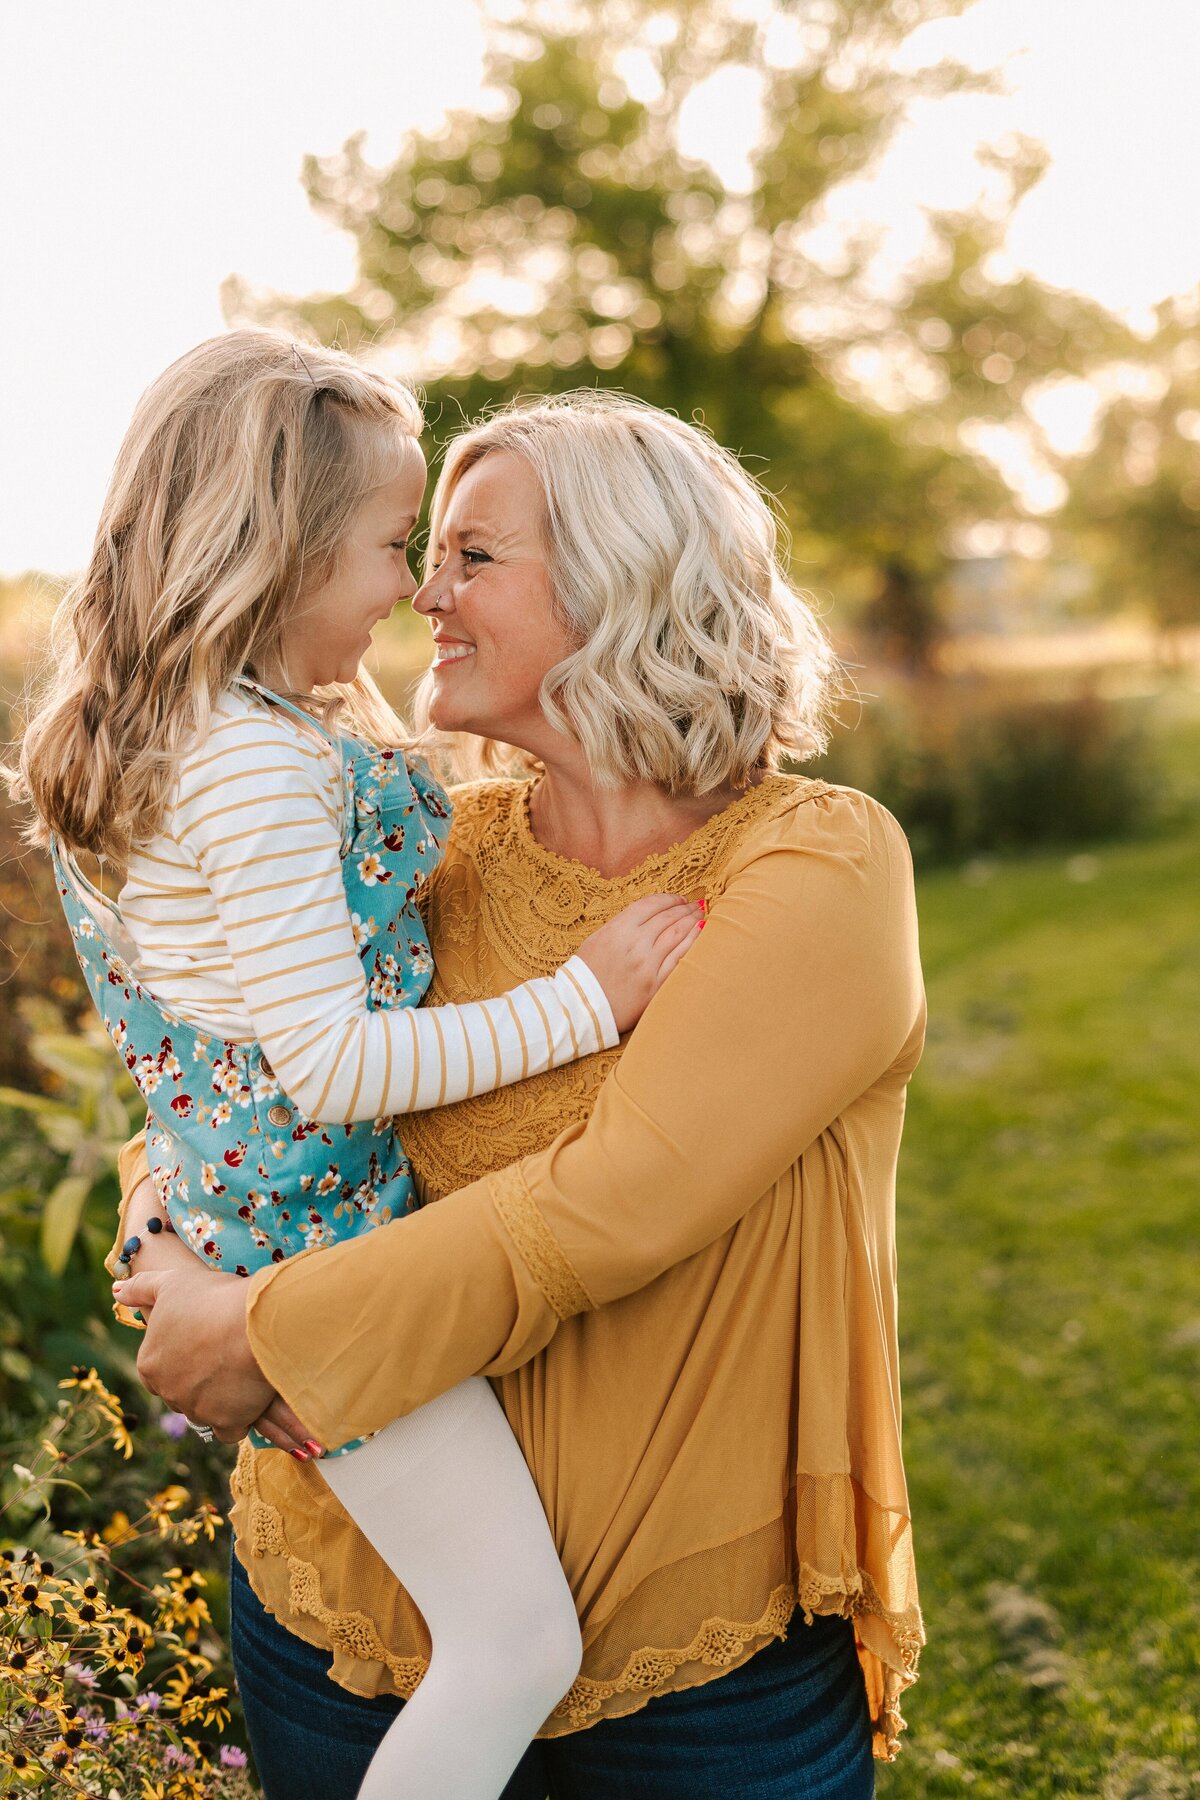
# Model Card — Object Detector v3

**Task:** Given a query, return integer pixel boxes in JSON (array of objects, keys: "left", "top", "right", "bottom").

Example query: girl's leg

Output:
[
  {"left": 541, "top": 1611, "right": 875, "bottom": 1800},
  {"left": 228, "top": 1540, "right": 551, "bottom": 1800},
  {"left": 319, "top": 1376, "right": 582, "bottom": 1800}
]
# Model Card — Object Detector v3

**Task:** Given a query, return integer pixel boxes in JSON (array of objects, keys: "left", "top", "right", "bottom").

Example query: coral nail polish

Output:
[{"left": 289, "top": 1448, "right": 310, "bottom": 1462}]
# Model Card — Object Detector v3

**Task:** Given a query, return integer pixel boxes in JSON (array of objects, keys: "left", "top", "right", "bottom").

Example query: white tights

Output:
[{"left": 318, "top": 1377, "right": 581, "bottom": 1800}]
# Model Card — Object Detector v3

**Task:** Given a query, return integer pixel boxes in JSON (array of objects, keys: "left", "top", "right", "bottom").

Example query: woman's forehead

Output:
[{"left": 440, "top": 449, "right": 544, "bottom": 540}]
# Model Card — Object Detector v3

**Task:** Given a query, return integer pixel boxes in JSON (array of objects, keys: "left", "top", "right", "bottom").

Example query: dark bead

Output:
[
  {"left": 146, "top": 1217, "right": 163, "bottom": 1234},
  {"left": 121, "top": 1235, "right": 141, "bottom": 1257}
]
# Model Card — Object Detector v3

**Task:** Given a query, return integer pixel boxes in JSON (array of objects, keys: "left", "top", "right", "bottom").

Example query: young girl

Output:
[{"left": 14, "top": 330, "right": 702, "bottom": 1799}]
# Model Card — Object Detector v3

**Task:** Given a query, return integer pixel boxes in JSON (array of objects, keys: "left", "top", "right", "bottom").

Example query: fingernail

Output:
[
  {"left": 289, "top": 1448, "right": 310, "bottom": 1462},
  {"left": 304, "top": 1440, "right": 326, "bottom": 1458},
  {"left": 111, "top": 1281, "right": 124, "bottom": 1295}
]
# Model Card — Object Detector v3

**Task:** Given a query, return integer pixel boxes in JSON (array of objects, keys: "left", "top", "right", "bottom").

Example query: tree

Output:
[
  {"left": 228, "top": 0, "right": 1125, "bottom": 667},
  {"left": 1061, "top": 291, "right": 1200, "bottom": 636}
]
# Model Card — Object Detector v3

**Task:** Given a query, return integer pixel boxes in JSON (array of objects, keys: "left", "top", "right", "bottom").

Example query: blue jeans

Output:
[{"left": 229, "top": 1549, "right": 875, "bottom": 1799}]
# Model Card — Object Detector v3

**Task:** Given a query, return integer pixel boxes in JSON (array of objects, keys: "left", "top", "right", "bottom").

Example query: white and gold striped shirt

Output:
[{"left": 119, "top": 689, "right": 616, "bottom": 1123}]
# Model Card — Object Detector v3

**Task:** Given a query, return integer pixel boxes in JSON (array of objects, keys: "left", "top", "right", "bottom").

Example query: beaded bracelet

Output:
[
  {"left": 113, "top": 1212, "right": 175, "bottom": 1278},
  {"left": 113, "top": 1213, "right": 175, "bottom": 1323}
]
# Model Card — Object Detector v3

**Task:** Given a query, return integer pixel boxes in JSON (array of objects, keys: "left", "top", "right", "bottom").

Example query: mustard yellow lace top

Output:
[{"left": 126, "top": 773, "right": 927, "bottom": 1756}]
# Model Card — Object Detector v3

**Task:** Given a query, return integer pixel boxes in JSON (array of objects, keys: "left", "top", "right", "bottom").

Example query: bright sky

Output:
[{"left": 2, "top": 0, "right": 1198, "bottom": 575}]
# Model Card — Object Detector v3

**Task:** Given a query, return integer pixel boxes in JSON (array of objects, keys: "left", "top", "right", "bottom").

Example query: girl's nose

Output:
[{"left": 396, "top": 558, "right": 418, "bottom": 603}]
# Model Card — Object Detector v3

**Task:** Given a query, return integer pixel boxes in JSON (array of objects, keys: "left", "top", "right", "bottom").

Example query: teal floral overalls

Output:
[{"left": 53, "top": 685, "right": 452, "bottom": 1452}]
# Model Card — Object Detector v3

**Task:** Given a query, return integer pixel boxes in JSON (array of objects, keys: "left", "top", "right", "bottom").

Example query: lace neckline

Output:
[{"left": 515, "top": 772, "right": 798, "bottom": 890}]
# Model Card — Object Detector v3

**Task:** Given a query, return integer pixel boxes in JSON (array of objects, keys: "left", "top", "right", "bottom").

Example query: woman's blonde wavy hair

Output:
[
  {"left": 12, "top": 328, "right": 422, "bottom": 866},
  {"left": 421, "top": 390, "right": 840, "bottom": 795}
]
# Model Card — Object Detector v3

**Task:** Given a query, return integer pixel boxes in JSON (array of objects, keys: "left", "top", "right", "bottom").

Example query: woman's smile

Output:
[{"left": 431, "top": 637, "right": 477, "bottom": 666}]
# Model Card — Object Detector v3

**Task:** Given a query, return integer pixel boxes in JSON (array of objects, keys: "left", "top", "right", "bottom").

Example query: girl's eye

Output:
[{"left": 390, "top": 539, "right": 410, "bottom": 552}]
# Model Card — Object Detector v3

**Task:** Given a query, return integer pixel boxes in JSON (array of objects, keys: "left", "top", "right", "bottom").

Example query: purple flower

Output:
[
  {"left": 135, "top": 1690, "right": 162, "bottom": 1711},
  {"left": 159, "top": 1410, "right": 190, "bottom": 1440},
  {"left": 85, "top": 1718, "right": 109, "bottom": 1743},
  {"left": 67, "top": 1661, "right": 98, "bottom": 1690},
  {"left": 164, "top": 1745, "right": 195, "bottom": 1768},
  {"left": 220, "top": 1745, "right": 249, "bottom": 1768}
]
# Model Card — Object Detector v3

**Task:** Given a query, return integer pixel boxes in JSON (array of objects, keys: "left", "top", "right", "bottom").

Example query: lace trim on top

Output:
[
  {"left": 491, "top": 1164, "right": 594, "bottom": 1319},
  {"left": 233, "top": 1443, "right": 917, "bottom": 1759}
]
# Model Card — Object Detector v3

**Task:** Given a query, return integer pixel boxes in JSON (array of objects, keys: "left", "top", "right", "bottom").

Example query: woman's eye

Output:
[{"left": 463, "top": 548, "right": 491, "bottom": 566}]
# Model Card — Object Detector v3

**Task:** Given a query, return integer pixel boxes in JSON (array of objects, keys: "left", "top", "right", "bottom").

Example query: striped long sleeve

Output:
[{"left": 119, "top": 695, "right": 617, "bottom": 1123}]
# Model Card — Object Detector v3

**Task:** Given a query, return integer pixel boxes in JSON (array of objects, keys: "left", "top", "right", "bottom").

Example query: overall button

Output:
[
  {"left": 267, "top": 1103, "right": 292, "bottom": 1128},
  {"left": 259, "top": 1056, "right": 274, "bottom": 1080}
]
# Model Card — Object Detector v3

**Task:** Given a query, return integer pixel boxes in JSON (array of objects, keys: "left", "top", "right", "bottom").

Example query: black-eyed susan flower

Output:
[
  {"left": 2, "top": 1372, "right": 252, "bottom": 1798},
  {"left": 147, "top": 1486, "right": 191, "bottom": 1536},
  {"left": 100, "top": 1509, "right": 139, "bottom": 1547},
  {"left": 153, "top": 1567, "right": 212, "bottom": 1638}
]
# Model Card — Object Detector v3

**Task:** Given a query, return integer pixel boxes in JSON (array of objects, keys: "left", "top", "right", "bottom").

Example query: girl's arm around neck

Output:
[{"left": 173, "top": 709, "right": 620, "bottom": 1123}]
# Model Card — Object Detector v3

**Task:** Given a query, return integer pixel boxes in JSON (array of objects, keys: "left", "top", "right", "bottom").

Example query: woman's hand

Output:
[
  {"left": 114, "top": 1263, "right": 320, "bottom": 1454},
  {"left": 576, "top": 893, "right": 703, "bottom": 1033}
]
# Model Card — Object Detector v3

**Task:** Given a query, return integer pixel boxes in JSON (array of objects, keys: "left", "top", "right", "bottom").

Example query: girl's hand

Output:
[
  {"left": 576, "top": 894, "right": 704, "bottom": 1034},
  {"left": 114, "top": 1262, "right": 318, "bottom": 1451},
  {"left": 117, "top": 1176, "right": 207, "bottom": 1282}
]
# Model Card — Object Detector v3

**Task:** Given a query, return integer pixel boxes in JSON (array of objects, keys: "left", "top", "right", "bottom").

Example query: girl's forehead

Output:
[
  {"left": 390, "top": 433, "right": 427, "bottom": 486},
  {"left": 365, "top": 440, "right": 426, "bottom": 516}
]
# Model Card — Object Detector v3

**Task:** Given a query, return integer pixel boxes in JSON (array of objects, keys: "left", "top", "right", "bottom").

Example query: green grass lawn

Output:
[{"left": 880, "top": 819, "right": 1200, "bottom": 1798}]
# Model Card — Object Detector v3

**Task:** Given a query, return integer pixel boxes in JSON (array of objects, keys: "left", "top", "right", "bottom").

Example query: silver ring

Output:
[{"left": 186, "top": 1418, "right": 216, "bottom": 1444}]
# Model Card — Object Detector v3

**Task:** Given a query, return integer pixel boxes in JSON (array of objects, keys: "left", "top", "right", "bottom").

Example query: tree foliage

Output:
[
  {"left": 1062, "top": 292, "right": 1200, "bottom": 633},
  {"left": 230, "top": 0, "right": 1128, "bottom": 664}
]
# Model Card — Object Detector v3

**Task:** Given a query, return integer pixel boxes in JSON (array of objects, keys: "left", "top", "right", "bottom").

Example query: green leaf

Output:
[
  {"left": 40, "top": 1115, "right": 86, "bottom": 1157},
  {"left": 97, "top": 1087, "right": 138, "bottom": 1142},
  {"left": 0, "top": 1084, "right": 73, "bottom": 1118},
  {"left": 40, "top": 1172, "right": 94, "bottom": 1276},
  {"left": 28, "top": 1032, "right": 112, "bottom": 1092}
]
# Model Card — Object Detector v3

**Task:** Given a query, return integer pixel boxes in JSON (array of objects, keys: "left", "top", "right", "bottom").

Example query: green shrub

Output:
[
  {"left": 810, "top": 681, "right": 1158, "bottom": 863},
  {"left": 0, "top": 1000, "right": 143, "bottom": 1427}
]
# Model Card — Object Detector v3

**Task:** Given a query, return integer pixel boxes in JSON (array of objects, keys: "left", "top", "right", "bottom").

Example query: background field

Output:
[{"left": 881, "top": 715, "right": 1200, "bottom": 1798}]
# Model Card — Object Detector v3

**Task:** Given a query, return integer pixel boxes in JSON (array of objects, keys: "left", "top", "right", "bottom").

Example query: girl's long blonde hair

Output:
[{"left": 12, "top": 329, "right": 422, "bottom": 865}]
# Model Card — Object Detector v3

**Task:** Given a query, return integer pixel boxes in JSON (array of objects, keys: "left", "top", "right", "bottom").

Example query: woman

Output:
[{"left": 115, "top": 391, "right": 926, "bottom": 1800}]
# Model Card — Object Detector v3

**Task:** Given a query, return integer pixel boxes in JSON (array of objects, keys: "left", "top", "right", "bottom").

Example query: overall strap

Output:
[
  {"left": 231, "top": 677, "right": 359, "bottom": 856},
  {"left": 233, "top": 676, "right": 344, "bottom": 749},
  {"left": 50, "top": 835, "right": 121, "bottom": 926}
]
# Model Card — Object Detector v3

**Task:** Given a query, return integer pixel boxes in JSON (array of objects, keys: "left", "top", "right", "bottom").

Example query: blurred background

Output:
[{"left": 1, "top": 3, "right": 1197, "bottom": 1795}]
